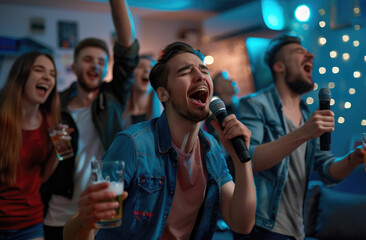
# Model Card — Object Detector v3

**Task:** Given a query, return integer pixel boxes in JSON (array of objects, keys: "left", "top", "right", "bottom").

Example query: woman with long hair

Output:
[
  {"left": 121, "top": 55, "right": 163, "bottom": 129},
  {"left": 0, "top": 51, "right": 60, "bottom": 240}
]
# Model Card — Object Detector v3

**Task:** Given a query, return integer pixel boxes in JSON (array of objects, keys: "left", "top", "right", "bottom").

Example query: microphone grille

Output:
[
  {"left": 209, "top": 97, "right": 226, "bottom": 115},
  {"left": 318, "top": 88, "right": 331, "bottom": 101}
]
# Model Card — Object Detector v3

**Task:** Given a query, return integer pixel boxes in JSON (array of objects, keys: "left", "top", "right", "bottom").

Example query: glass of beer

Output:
[
  {"left": 49, "top": 124, "right": 74, "bottom": 161},
  {"left": 362, "top": 133, "right": 366, "bottom": 172},
  {"left": 91, "top": 160, "right": 125, "bottom": 228}
]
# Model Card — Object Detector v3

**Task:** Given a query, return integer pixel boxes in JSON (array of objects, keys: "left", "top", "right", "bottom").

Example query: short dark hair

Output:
[
  {"left": 139, "top": 54, "right": 157, "bottom": 67},
  {"left": 149, "top": 42, "right": 204, "bottom": 91},
  {"left": 74, "top": 38, "right": 109, "bottom": 62},
  {"left": 264, "top": 34, "right": 301, "bottom": 70}
]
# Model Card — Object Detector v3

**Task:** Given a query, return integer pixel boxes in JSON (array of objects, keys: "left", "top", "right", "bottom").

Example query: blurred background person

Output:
[
  {"left": 0, "top": 51, "right": 60, "bottom": 240},
  {"left": 41, "top": 0, "right": 138, "bottom": 239},
  {"left": 121, "top": 55, "right": 163, "bottom": 129}
]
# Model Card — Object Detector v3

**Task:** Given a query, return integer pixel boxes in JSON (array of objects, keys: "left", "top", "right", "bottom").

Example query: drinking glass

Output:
[
  {"left": 91, "top": 160, "right": 125, "bottom": 228},
  {"left": 49, "top": 124, "right": 74, "bottom": 161}
]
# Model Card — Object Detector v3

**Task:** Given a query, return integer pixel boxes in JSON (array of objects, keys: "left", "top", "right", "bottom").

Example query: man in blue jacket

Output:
[
  {"left": 63, "top": 41, "right": 256, "bottom": 240},
  {"left": 236, "top": 34, "right": 364, "bottom": 239}
]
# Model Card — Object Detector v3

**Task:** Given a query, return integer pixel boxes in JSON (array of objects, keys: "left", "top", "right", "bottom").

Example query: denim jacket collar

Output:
[{"left": 156, "top": 110, "right": 211, "bottom": 154}]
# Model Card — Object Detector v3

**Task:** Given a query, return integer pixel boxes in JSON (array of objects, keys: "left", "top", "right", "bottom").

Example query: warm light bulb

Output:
[
  {"left": 319, "top": 21, "right": 326, "bottom": 28},
  {"left": 319, "top": 67, "right": 326, "bottom": 74},
  {"left": 353, "top": 71, "right": 361, "bottom": 78},
  {"left": 342, "top": 35, "right": 350, "bottom": 42},
  {"left": 332, "top": 67, "right": 339, "bottom": 74},
  {"left": 328, "top": 82, "right": 335, "bottom": 88},
  {"left": 330, "top": 99, "right": 335, "bottom": 106},
  {"left": 361, "top": 119, "right": 366, "bottom": 126},
  {"left": 329, "top": 51, "right": 337, "bottom": 58},
  {"left": 342, "top": 53, "right": 350, "bottom": 61},
  {"left": 344, "top": 102, "right": 351, "bottom": 109},
  {"left": 354, "top": 25, "right": 360, "bottom": 30},
  {"left": 313, "top": 83, "right": 318, "bottom": 90},
  {"left": 349, "top": 88, "right": 356, "bottom": 94},
  {"left": 318, "top": 37, "right": 327, "bottom": 45},
  {"left": 204, "top": 56, "right": 214, "bottom": 65},
  {"left": 319, "top": 9, "right": 325, "bottom": 15},
  {"left": 306, "top": 97, "right": 314, "bottom": 105},
  {"left": 338, "top": 117, "right": 345, "bottom": 124},
  {"left": 353, "top": 40, "right": 360, "bottom": 47}
]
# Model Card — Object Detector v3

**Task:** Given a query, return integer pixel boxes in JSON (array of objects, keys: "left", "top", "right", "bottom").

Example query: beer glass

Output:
[
  {"left": 91, "top": 160, "right": 125, "bottom": 228},
  {"left": 49, "top": 124, "right": 74, "bottom": 161}
]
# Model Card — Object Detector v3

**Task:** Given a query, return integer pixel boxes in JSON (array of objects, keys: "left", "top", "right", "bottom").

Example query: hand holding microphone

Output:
[{"left": 209, "top": 97, "right": 252, "bottom": 163}]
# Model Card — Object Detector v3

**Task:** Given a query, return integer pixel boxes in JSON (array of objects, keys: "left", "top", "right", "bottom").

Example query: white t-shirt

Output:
[{"left": 44, "top": 105, "right": 105, "bottom": 226}]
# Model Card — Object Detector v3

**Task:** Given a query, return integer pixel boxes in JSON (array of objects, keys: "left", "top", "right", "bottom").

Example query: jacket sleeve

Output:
[
  {"left": 104, "top": 40, "right": 139, "bottom": 113},
  {"left": 237, "top": 96, "right": 266, "bottom": 158}
]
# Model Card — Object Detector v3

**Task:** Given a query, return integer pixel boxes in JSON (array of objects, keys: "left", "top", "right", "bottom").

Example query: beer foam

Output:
[{"left": 106, "top": 181, "right": 124, "bottom": 195}]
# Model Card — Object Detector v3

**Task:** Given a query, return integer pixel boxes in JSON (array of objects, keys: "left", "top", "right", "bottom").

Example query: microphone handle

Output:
[
  {"left": 231, "top": 136, "right": 252, "bottom": 163},
  {"left": 319, "top": 100, "right": 331, "bottom": 151}
]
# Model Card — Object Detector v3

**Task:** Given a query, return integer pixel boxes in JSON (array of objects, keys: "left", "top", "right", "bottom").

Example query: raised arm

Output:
[
  {"left": 210, "top": 115, "right": 256, "bottom": 234},
  {"left": 110, "top": 0, "right": 136, "bottom": 47}
]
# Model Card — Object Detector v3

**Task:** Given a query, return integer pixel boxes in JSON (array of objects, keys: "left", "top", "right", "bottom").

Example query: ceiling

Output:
[{"left": 0, "top": 0, "right": 256, "bottom": 20}]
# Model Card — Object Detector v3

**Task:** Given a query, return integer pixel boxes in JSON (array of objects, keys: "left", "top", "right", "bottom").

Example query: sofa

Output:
[{"left": 304, "top": 165, "right": 366, "bottom": 240}]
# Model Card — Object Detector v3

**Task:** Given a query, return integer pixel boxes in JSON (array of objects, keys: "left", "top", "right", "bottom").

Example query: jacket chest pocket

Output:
[{"left": 133, "top": 175, "right": 166, "bottom": 222}]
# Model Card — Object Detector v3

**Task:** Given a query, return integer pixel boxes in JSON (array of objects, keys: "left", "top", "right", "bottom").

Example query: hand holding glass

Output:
[{"left": 91, "top": 160, "right": 125, "bottom": 228}]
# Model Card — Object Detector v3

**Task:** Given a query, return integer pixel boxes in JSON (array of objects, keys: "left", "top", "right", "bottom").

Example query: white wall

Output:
[{"left": 0, "top": 3, "right": 200, "bottom": 90}]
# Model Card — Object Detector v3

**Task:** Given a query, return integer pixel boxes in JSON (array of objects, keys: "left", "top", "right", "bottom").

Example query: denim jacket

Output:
[
  {"left": 237, "top": 84, "right": 339, "bottom": 230},
  {"left": 41, "top": 40, "right": 139, "bottom": 204},
  {"left": 96, "top": 111, "right": 232, "bottom": 240}
]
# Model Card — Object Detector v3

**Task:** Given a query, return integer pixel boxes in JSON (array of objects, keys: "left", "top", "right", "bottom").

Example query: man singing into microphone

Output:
[
  {"left": 236, "top": 34, "right": 364, "bottom": 240},
  {"left": 63, "top": 42, "right": 256, "bottom": 240}
]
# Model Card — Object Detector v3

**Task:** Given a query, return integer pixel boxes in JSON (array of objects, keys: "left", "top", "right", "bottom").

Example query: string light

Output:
[
  {"left": 353, "top": 71, "right": 361, "bottom": 78},
  {"left": 332, "top": 67, "right": 339, "bottom": 74},
  {"left": 344, "top": 102, "right": 351, "bottom": 109},
  {"left": 318, "top": 9, "right": 325, "bottom": 15},
  {"left": 354, "top": 25, "right": 360, "bottom": 30},
  {"left": 329, "top": 50, "right": 337, "bottom": 58},
  {"left": 318, "top": 37, "right": 327, "bottom": 45},
  {"left": 338, "top": 117, "right": 345, "bottom": 124},
  {"left": 306, "top": 97, "right": 314, "bottom": 105},
  {"left": 349, "top": 88, "right": 356, "bottom": 94},
  {"left": 204, "top": 56, "right": 214, "bottom": 65},
  {"left": 342, "top": 35, "right": 350, "bottom": 42},
  {"left": 319, "top": 21, "right": 326, "bottom": 28},
  {"left": 353, "top": 40, "right": 360, "bottom": 47},
  {"left": 330, "top": 99, "right": 335, "bottom": 106},
  {"left": 319, "top": 67, "right": 326, "bottom": 74},
  {"left": 354, "top": 7, "right": 360, "bottom": 15},
  {"left": 313, "top": 83, "right": 318, "bottom": 90},
  {"left": 328, "top": 82, "right": 335, "bottom": 88},
  {"left": 361, "top": 120, "right": 366, "bottom": 126},
  {"left": 342, "top": 53, "right": 350, "bottom": 61}
]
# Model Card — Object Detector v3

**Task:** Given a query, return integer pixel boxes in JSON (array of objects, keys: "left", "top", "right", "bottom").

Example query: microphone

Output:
[
  {"left": 318, "top": 88, "right": 331, "bottom": 151},
  {"left": 209, "top": 97, "right": 251, "bottom": 163}
]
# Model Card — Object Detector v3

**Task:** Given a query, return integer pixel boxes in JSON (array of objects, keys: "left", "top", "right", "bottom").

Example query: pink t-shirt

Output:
[{"left": 161, "top": 137, "right": 207, "bottom": 240}]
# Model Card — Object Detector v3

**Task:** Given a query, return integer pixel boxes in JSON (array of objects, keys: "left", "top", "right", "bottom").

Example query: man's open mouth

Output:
[{"left": 189, "top": 88, "right": 208, "bottom": 103}]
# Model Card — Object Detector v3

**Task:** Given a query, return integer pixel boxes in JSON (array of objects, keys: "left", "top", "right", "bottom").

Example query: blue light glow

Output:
[
  {"left": 261, "top": 0, "right": 285, "bottom": 30},
  {"left": 295, "top": 5, "right": 311, "bottom": 22}
]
